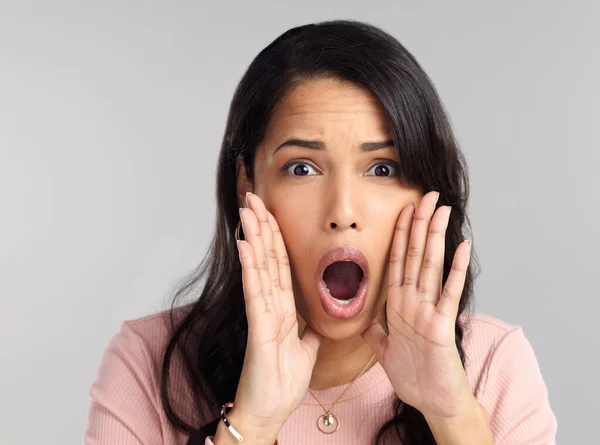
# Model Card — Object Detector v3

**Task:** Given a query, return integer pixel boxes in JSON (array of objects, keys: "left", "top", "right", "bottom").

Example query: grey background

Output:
[{"left": 1, "top": 1, "right": 598, "bottom": 444}]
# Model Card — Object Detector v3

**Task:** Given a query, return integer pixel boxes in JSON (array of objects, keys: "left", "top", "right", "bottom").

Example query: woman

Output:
[{"left": 85, "top": 20, "right": 557, "bottom": 445}]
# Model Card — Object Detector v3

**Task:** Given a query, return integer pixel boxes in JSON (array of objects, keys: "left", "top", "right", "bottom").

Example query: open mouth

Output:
[
  {"left": 316, "top": 247, "right": 369, "bottom": 320},
  {"left": 322, "top": 260, "right": 365, "bottom": 305}
]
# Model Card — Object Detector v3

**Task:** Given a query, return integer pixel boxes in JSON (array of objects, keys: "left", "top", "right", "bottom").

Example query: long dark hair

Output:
[{"left": 160, "top": 19, "right": 479, "bottom": 445}]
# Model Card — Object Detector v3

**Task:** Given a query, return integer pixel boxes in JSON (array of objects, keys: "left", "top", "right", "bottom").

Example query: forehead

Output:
[{"left": 266, "top": 78, "right": 391, "bottom": 138}]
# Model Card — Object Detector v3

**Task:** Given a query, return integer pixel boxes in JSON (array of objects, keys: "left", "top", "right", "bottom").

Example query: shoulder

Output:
[
  {"left": 89, "top": 302, "right": 195, "bottom": 398},
  {"left": 460, "top": 312, "right": 523, "bottom": 379},
  {"left": 459, "top": 312, "right": 558, "bottom": 444},
  {"left": 85, "top": 303, "right": 197, "bottom": 445},
  {"left": 116, "top": 302, "right": 195, "bottom": 364},
  {"left": 460, "top": 311, "right": 538, "bottom": 395}
]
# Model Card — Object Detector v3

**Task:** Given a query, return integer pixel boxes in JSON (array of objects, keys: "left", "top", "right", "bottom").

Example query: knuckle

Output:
[
  {"left": 403, "top": 275, "right": 417, "bottom": 286},
  {"left": 406, "top": 246, "right": 420, "bottom": 258},
  {"left": 395, "top": 223, "right": 409, "bottom": 232},
  {"left": 278, "top": 254, "right": 290, "bottom": 267},
  {"left": 257, "top": 259, "right": 268, "bottom": 271},
  {"left": 428, "top": 224, "right": 444, "bottom": 235},
  {"left": 388, "top": 280, "right": 402, "bottom": 289},
  {"left": 451, "top": 263, "right": 464, "bottom": 273},
  {"left": 422, "top": 256, "right": 438, "bottom": 269},
  {"left": 389, "top": 252, "right": 404, "bottom": 264}
]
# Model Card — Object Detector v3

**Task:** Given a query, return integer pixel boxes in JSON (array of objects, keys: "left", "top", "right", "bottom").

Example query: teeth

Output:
[
  {"left": 332, "top": 296, "right": 356, "bottom": 305},
  {"left": 323, "top": 261, "right": 365, "bottom": 305},
  {"left": 324, "top": 284, "right": 356, "bottom": 305}
]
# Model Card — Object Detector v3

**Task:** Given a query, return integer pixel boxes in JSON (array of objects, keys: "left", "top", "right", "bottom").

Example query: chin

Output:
[
  {"left": 304, "top": 308, "right": 375, "bottom": 341},
  {"left": 296, "top": 287, "right": 384, "bottom": 342}
]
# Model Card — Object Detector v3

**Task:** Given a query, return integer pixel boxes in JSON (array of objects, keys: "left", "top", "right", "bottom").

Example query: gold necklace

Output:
[{"left": 307, "top": 353, "right": 377, "bottom": 434}]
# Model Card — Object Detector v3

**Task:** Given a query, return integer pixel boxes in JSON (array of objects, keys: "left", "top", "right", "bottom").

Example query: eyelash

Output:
[{"left": 280, "top": 159, "right": 400, "bottom": 177}]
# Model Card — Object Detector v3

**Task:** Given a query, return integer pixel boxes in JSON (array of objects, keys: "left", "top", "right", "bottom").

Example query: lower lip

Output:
[{"left": 318, "top": 276, "right": 368, "bottom": 320}]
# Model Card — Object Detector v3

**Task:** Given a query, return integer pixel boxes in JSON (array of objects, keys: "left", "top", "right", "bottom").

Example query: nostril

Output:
[{"left": 330, "top": 222, "right": 357, "bottom": 229}]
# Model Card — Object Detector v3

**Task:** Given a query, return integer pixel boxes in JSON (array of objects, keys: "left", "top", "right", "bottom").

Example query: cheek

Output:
[
  {"left": 267, "top": 200, "right": 321, "bottom": 287},
  {"left": 268, "top": 203, "right": 311, "bottom": 261},
  {"left": 268, "top": 189, "right": 319, "bottom": 239},
  {"left": 370, "top": 221, "right": 396, "bottom": 292},
  {"left": 274, "top": 210, "right": 317, "bottom": 263},
  {"left": 371, "top": 207, "right": 400, "bottom": 251}
]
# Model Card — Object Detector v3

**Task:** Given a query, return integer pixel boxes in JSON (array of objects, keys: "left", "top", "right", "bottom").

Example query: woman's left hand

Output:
[{"left": 361, "top": 190, "right": 477, "bottom": 421}]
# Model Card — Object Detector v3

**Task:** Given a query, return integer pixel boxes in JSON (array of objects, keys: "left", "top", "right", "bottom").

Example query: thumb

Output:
[
  {"left": 300, "top": 323, "right": 324, "bottom": 360},
  {"left": 361, "top": 319, "right": 387, "bottom": 358}
]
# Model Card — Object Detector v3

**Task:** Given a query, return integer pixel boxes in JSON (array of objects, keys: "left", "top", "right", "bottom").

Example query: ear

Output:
[{"left": 236, "top": 157, "right": 253, "bottom": 208}]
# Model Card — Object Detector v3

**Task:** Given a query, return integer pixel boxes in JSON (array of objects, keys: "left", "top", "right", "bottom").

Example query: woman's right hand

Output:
[{"left": 230, "top": 192, "right": 324, "bottom": 435}]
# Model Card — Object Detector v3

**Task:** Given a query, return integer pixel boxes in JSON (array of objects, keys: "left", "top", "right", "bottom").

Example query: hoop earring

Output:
[{"left": 235, "top": 220, "right": 244, "bottom": 241}]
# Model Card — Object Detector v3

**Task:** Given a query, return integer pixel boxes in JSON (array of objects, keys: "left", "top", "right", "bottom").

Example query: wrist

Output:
[
  {"left": 214, "top": 405, "right": 283, "bottom": 445},
  {"left": 424, "top": 401, "right": 493, "bottom": 445}
]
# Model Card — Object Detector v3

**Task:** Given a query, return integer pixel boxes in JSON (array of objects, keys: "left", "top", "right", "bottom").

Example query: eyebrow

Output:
[{"left": 272, "top": 138, "right": 396, "bottom": 154}]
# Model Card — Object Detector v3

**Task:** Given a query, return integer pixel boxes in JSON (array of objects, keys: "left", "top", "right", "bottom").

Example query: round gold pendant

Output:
[{"left": 317, "top": 412, "right": 339, "bottom": 434}]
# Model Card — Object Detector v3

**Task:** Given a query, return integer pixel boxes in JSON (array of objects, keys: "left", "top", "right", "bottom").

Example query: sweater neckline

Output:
[{"left": 301, "top": 360, "right": 389, "bottom": 406}]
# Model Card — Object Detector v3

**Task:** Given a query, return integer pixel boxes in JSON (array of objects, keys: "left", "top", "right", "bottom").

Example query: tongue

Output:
[{"left": 322, "top": 261, "right": 363, "bottom": 300}]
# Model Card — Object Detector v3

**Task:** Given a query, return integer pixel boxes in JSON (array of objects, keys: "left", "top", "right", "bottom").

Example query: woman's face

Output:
[{"left": 243, "top": 78, "right": 423, "bottom": 340}]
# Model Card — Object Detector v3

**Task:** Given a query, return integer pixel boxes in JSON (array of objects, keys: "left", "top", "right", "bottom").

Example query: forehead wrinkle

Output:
[
  {"left": 274, "top": 104, "right": 389, "bottom": 130},
  {"left": 265, "top": 80, "right": 393, "bottom": 151},
  {"left": 267, "top": 114, "right": 392, "bottom": 150},
  {"left": 279, "top": 98, "right": 385, "bottom": 115},
  {"left": 271, "top": 120, "right": 391, "bottom": 145}
]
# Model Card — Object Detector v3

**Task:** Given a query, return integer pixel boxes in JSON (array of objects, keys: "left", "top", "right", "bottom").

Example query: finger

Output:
[
  {"left": 417, "top": 205, "right": 451, "bottom": 303},
  {"left": 247, "top": 193, "right": 282, "bottom": 316},
  {"left": 267, "top": 211, "right": 296, "bottom": 319},
  {"left": 403, "top": 191, "right": 440, "bottom": 290},
  {"left": 436, "top": 240, "right": 471, "bottom": 319},
  {"left": 236, "top": 239, "right": 267, "bottom": 327},
  {"left": 387, "top": 202, "right": 415, "bottom": 311},
  {"left": 240, "top": 206, "right": 275, "bottom": 314}
]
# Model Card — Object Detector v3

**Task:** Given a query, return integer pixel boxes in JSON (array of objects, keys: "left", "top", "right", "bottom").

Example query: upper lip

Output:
[{"left": 316, "top": 246, "right": 369, "bottom": 281}]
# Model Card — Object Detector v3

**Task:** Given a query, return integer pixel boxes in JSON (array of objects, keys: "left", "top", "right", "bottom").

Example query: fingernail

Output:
[
  {"left": 239, "top": 207, "right": 246, "bottom": 232},
  {"left": 236, "top": 240, "right": 241, "bottom": 248},
  {"left": 245, "top": 192, "right": 252, "bottom": 208}
]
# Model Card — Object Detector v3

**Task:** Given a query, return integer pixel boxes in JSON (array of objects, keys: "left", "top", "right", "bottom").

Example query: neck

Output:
[{"left": 308, "top": 335, "right": 376, "bottom": 391}]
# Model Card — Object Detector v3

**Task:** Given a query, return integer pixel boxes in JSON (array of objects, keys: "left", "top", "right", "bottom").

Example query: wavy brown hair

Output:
[{"left": 160, "top": 19, "right": 479, "bottom": 445}]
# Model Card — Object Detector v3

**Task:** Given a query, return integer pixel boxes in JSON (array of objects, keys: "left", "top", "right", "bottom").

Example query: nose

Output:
[
  {"left": 329, "top": 220, "right": 358, "bottom": 230},
  {"left": 323, "top": 180, "right": 362, "bottom": 233}
]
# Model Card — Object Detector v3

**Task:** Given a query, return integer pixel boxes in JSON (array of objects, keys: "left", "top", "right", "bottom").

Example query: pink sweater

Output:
[{"left": 84, "top": 307, "right": 557, "bottom": 444}]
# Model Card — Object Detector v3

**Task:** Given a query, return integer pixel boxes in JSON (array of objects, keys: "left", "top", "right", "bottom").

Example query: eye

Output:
[
  {"left": 281, "top": 161, "right": 319, "bottom": 176},
  {"left": 365, "top": 162, "right": 399, "bottom": 177}
]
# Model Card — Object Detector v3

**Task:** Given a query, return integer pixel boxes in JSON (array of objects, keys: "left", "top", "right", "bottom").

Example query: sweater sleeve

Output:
[
  {"left": 84, "top": 321, "right": 165, "bottom": 445},
  {"left": 479, "top": 325, "right": 558, "bottom": 445},
  {"left": 85, "top": 321, "right": 216, "bottom": 445}
]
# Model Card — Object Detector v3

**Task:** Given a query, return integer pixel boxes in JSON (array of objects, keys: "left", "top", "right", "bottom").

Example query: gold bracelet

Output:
[{"left": 220, "top": 402, "right": 244, "bottom": 441}]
